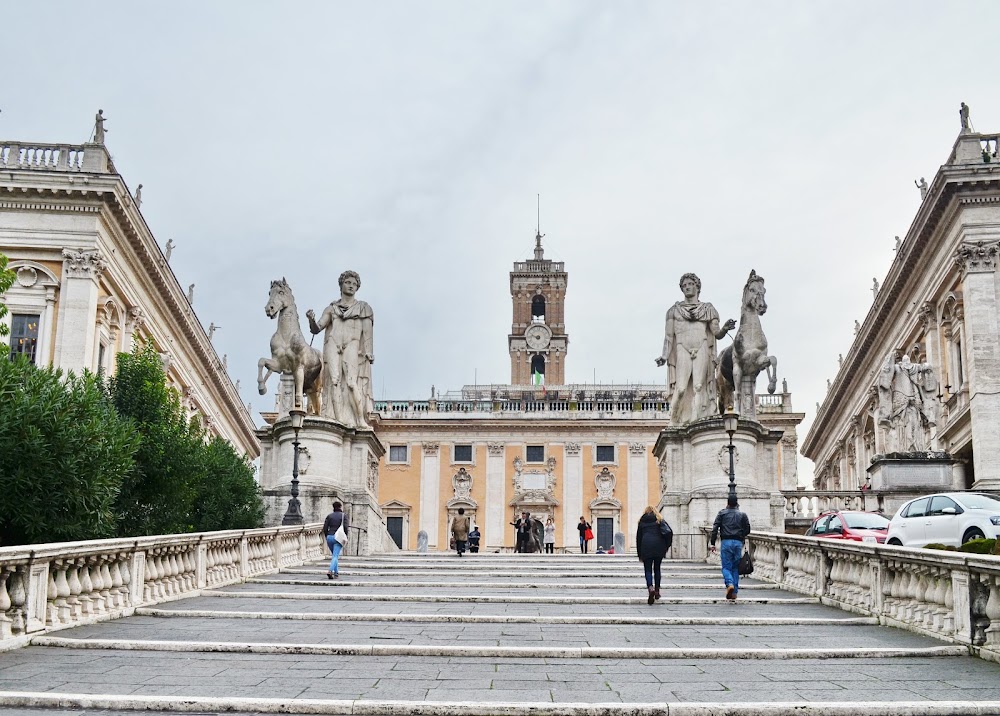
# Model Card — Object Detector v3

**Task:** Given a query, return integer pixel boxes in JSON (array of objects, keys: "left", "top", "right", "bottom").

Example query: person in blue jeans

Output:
[
  {"left": 709, "top": 496, "right": 751, "bottom": 601},
  {"left": 322, "top": 501, "right": 349, "bottom": 579}
]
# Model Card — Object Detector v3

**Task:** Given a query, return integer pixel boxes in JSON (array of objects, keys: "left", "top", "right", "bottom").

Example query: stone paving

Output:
[{"left": 2, "top": 553, "right": 1000, "bottom": 714}]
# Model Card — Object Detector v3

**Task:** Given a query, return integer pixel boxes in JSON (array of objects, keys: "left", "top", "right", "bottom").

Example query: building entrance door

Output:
[
  {"left": 387, "top": 517, "right": 403, "bottom": 549},
  {"left": 596, "top": 517, "right": 614, "bottom": 551}
]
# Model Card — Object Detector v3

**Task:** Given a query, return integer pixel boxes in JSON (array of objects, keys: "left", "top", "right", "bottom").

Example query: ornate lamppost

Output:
[
  {"left": 723, "top": 407, "right": 739, "bottom": 502},
  {"left": 281, "top": 408, "right": 306, "bottom": 525}
]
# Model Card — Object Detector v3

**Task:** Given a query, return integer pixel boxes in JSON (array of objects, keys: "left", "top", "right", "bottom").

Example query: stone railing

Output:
[
  {"left": 749, "top": 533, "right": 1000, "bottom": 661},
  {"left": 0, "top": 524, "right": 324, "bottom": 651},
  {"left": 0, "top": 142, "right": 112, "bottom": 173},
  {"left": 782, "top": 490, "right": 885, "bottom": 520}
]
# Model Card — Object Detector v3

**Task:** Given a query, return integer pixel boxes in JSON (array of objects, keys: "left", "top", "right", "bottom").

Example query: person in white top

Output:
[{"left": 543, "top": 517, "right": 556, "bottom": 554}]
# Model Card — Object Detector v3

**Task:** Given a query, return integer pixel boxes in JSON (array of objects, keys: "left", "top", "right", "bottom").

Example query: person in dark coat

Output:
[
  {"left": 322, "top": 501, "right": 349, "bottom": 579},
  {"left": 636, "top": 506, "right": 672, "bottom": 605}
]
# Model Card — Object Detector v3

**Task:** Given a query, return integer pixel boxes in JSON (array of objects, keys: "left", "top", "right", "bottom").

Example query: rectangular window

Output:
[
  {"left": 453, "top": 444, "right": 473, "bottom": 463},
  {"left": 9, "top": 314, "right": 40, "bottom": 363},
  {"left": 526, "top": 445, "right": 545, "bottom": 463},
  {"left": 388, "top": 445, "right": 408, "bottom": 463},
  {"left": 595, "top": 445, "right": 615, "bottom": 463}
]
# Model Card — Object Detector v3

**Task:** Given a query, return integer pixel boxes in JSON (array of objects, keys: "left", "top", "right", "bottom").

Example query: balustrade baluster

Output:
[
  {"left": 0, "top": 568, "right": 13, "bottom": 638},
  {"left": 983, "top": 575, "right": 1000, "bottom": 649},
  {"left": 77, "top": 559, "right": 94, "bottom": 616},
  {"left": 98, "top": 558, "right": 114, "bottom": 613},
  {"left": 8, "top": 569, "right": 27, "bottom": 634},
  {"left": 109, "top": 557, "right": 124, "bottom": 608},
  {"left": 65, "top": 560, "right": 82, "bottom": 620}
]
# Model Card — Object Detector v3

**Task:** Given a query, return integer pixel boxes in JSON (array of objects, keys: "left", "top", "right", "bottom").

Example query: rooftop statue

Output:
[
  {"left": 93, "top": 109, "right": 107, "bottom": 145},
  {"left": 656, "top": 273, "right": 736, "bottom": 425},
  {"left": 960, "top": 102, "right": 971, "bottom": 132},
  {"left": 258, "top": 278, "right": 322, "bottom": 415},
  {"left": 877, "top": 352, "right": 938, "bottom": 453},
  {"left": 307, "top": 270, "right": 374, "bottom": 430},
  {"left": 914, "top": 178, "right": 928, "bottom": 200},
  {"left": 717, "top": 270, "right": 778, "bottom": 418}
]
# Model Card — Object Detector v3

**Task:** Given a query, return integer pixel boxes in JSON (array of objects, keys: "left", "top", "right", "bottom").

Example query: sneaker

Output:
[
  {"left": 326, "top": 571, "right": 334, "bottom": 580},
  {"left": 333, "top": 572, "right": 339, "bottom": 579},
  {"left": 725, "top": 585, "right": 735, "bottom": 600}
]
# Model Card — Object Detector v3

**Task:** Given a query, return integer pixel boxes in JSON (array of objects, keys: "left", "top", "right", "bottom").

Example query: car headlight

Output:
[{"left": 990, "top": 516, "right": 1000, "bottom": 526}]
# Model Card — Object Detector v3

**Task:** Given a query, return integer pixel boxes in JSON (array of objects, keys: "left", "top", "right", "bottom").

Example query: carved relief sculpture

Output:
[
  {"left": 307, "top": 270, "right": 374, "bottom": 430},
  {"left": 257, "top": 279, "right": 323, "bottom": 415},
  {"left": 595, "top": 467, "right": 616, "bottom": 499},
  {"left": 876, "top": 352, "right": 939, "bottom": 453},
  {"left": 62, "top": 248, "right": 106, "bottom": 279},
  {"left": 655, "top": 273, "right": 736, "bottom": 424},
  {"left": 453, "top": 467, "right": 473, "bottom": 500}
]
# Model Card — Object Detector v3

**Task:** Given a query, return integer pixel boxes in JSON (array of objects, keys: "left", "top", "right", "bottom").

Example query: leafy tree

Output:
[
  {"left": 110, "top": 346, "right": 203, "bottom": 536},
  {"left": 192, "top": 436, "right": 264, "bottom": 532},
  {"left": 0, "top": 252, "right": 16, "bottom": 354},
  {"left": 0, "top": 357, "right": 138, "bottom": 546}
]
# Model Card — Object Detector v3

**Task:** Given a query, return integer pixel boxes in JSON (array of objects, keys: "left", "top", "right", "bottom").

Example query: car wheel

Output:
[
  {"left": 887, "top": 538, "right": 902, "bottom": 546},
  {"left": 962, "top": 528, "right": 986, "bottom": 544}
]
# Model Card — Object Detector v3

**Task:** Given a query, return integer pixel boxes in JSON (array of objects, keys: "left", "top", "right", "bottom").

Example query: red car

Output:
[{"left": 805, "top": 510, "right": 890, "bottom": 544}]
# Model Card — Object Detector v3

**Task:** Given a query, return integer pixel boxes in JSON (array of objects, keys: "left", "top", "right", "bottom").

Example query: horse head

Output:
[
  {"left": 265, "top": 277, "right": 293, "bottom": 319},
  {"left": 742, "top": 270, "right": 767, "bottom": 316}
]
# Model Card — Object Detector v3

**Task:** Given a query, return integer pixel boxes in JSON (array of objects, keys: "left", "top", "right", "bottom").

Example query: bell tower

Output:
[{"left": 509, "top": 231, "right": 568, "bottom": 384}]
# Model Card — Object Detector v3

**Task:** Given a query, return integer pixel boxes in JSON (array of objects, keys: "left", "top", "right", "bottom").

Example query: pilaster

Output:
[
  {"left": 54, "top": 248, "right": 105, "bottom": 373},
  {"left": 955, "top": 240, "right": 1000, "bottom": 488},
  {"left": 485, "top": 443, "right": 506, "bottom": 550},
  {"left": 562, "top": 443, "right": 583, "bottom": 549},
  {"left": 418, "top": 442, "right": 441, "bottom": 549}
]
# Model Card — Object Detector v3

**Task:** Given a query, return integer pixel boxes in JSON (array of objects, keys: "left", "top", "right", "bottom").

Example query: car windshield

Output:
[
  {"left": 957, "top": 494, "right": 1000, "bottom": 510},
  {"left": 844, "top": 513, "right": 890, "bottom": 530}
]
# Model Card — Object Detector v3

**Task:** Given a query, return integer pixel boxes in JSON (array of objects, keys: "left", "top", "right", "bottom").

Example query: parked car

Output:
[
  {"left": 885, "top": 492, "right": 1000, "bottom": 548},
  {"left": 805, "top": 510, "right": 890, "bottom": 543}
]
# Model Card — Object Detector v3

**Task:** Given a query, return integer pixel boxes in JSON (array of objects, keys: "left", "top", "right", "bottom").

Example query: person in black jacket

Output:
[
  {"left": 636, "top": 506, "right": 672, "bottom": 605},
  {"left": 709, "top": 496, "right": 751, "bottom": 601},
  {"left": 322, "top": 501, "right": 349, "bottom": 579}
]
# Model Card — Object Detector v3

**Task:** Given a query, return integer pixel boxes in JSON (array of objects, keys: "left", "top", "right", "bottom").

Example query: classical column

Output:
[
  {"left": 485, "top": 443, "right": 506, "bottom": 550},
  {"left": 562, "top": 442, "right": 583, "bottom": 549},
  {"left": 54, "top": 248, "right": 106, "bottom": 373},
  {"left": 418, "top": 442, "right": 441, "bottom": 549},
  {"left": 626, "top": 442, "right": 648, "bottom": 549},
  {"left": 36, "top": 286, "right": 57, "bottom": 367},
  {"left": 955, "top": 240, "right": 1000, "bottom": 489}
]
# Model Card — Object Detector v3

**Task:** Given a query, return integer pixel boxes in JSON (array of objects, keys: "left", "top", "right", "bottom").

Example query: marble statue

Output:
[
  {"left": 417, "top": 530, "right": 429, "bottom": 553},
  {"left": 234, "top": 379, "right": 240, "bottom": 392},
  {"left": 838, "top": 353, "right": 843, "bottom": 368},
  {"left": 94, "top": 109, "right": 107, "bottom": 144},
  {"left": 894, "top": 236, "right": 902, "bottom": 253},
  {"left": 307, "top": 270, "right": 374, "bottom": 430},
  {"left": 656, "top": 273, "right": 736, "bottom": 424},
  {"left": 134, "top": 184, "right": 143, "bottom": 208},
  {"left": 208, "top": 322, "right": 219, "bottom": 340},
  {"left": 165, "top": 239, "right": 174, "bottom": 262},
  {"left": 258, "top": 278, "right": 323, "bottom": 414},
  {"left": 854, "top": 320, "right": 861, "bottom": 335},
  {"left": 960, "top": 102, "right": 971, "bottom": 132},
  {"left": 914, "top": 178, "right": 928, "bottom": 200},
  {"left": 222, "top": 354, "right": 228, "bottom": 370},
  {"left": 187, "top": 284, "right": 195, "bottom": 304},
  {"left": 877, "top": 352, "right": 939, "bottom": 453},
  {"left": 716, "top": 270, "right": 777, "bottom": 417}
]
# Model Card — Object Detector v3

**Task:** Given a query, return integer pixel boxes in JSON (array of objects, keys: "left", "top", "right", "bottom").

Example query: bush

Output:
[
  {"left": 0, "top": 252, "right": 16, "bottom": 352},
  {"left": 0, "top": 357, "right": 138, "bottom": 545},
  {"left": 960, "top": 538, "right": 997, "bottom": 555},
  {"left": 192, "top": 436, "right": 264, "bottom": 532},
  {"left": 923, "top": 543, "right": 959, "bottom": 552}
]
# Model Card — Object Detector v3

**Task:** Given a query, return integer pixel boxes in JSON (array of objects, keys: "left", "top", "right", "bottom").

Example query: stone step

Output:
[{"left": 252, "top": 577, "right": 780, "bottom": 590}]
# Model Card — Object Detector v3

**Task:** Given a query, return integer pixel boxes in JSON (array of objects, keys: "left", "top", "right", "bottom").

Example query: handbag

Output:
[
  {"left": 334, "top": 523, "right": 348, "bottom": 546},
  {"left": 738, "top": 548, "right": 754, "bottom": 576},
  {"left": 658, "top": 519, "right": 674, "bottom": 551},
  {"left": 584, "top": 527, "right": 594, "bottom": 541}
]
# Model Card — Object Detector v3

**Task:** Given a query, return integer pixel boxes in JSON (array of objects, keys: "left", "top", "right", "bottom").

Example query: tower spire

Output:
[{"left": 534, "top": 193, "right": 545, "bottom": 260}]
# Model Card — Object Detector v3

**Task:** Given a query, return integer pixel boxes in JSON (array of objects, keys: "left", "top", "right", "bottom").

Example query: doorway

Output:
[
  {"left": 596, "top": 517, "right": 614, "bottom": 551},
  {"left": 387, "top": 516, "right": 403, "bottom": 549}
]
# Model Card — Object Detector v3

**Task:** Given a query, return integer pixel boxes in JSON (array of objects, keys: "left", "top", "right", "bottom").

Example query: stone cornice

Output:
[{"left": 803, "top": 172, "right": 1000, "bottom": 459}]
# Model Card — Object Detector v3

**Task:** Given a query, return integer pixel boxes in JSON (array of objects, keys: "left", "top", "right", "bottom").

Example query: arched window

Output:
[
  {"left": 530, "top": 354, "right": 546, "bottom": 384},
  {"left": 531, "top": 295, "right": 546, "bottom": 321}
]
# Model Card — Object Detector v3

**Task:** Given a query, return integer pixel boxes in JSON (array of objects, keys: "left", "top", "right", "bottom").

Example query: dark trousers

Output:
[
  {"left": 469, "top": 541, "right": 479, "bottom": 554},
  {"left": 455, "top": 539, "right": 467, "bottom": 555},
  {"left": 545, "top": 542, "right": 554, "bottom": 554},
  {"left": 515, "top": 533, "right": 528, "bottom": 553},
  {"left": 643, "top": 557, "right": 663, "bottom": 589}
]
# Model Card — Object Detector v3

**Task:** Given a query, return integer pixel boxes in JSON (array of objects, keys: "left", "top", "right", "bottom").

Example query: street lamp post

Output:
[
  {"left": 723, "top": 407, "right": 739, "bottom": 502},
  {"left": 281, "top": 408, "right": 306, "bottom": 526}
]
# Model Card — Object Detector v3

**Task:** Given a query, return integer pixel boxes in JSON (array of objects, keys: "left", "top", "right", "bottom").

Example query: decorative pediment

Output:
[
  {"left": 510, "top": 456, "right": 558, "bottom": 506},
  {"left": 381, "top": 498, "right": 412, "bottom": 511}
]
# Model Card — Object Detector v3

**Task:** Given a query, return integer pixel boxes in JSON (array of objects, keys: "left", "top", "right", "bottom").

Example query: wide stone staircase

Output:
[{"left": 1, "top": 552, "right": 1000, "bottom": 714}]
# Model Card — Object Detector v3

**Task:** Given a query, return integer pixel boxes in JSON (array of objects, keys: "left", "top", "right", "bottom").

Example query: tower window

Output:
[
  {"left": 530, "top": 355, "right": 546, "bottom": 384},
  {"left": 531, "top": 295, "right": 546, "bottom": 321},
  {"left": 9, "top": 314, "right": 40, "bottom": 363}
]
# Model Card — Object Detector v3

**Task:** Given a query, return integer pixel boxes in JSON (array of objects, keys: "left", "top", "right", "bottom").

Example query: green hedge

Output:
[{"left": 924, "top": 539, "right": 999, "bottom": 555}]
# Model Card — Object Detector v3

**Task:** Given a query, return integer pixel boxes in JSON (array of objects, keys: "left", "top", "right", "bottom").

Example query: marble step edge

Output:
[
  {"left": 201, "top": 590, "right": 816, "bottom": 605},
  {"left": 1, "top": 692, "right": 996, "bottom": 716},
  {"left": 297, "top": 568, "right": 719, "bottom": 575},
  {"left": 135, "top": 607, "right": 876, "bottom": 626},
  {"left": 30, "top": 636, "right": 968, "bottom": 661},
  {"left": 252, "top": 579, "right": 780, "bottom": 590}
]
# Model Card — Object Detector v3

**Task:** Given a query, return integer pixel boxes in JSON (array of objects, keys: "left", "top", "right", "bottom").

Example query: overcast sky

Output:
[{"left": 6, "top": 1, "right": 1000, "bottom": 483}]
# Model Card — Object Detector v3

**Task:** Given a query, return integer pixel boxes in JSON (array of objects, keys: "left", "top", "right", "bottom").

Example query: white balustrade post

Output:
[
  {"left": 25, "top": 563, "right": 49, "bottom": 633},
  {"left": 272, "top": 530, "right": 282, "bottom": 571},
  {"left": 196, "top": 541, "right": 207, "bottom": 589},
  {"left": 872, "top": 560, "right": 886, "bottom": 617},
  {"left": 129, "top": 551, "right": 146, "bottom": 607},
  {"left": 240, "top": 533, "right": 249, "bottom": 578}
]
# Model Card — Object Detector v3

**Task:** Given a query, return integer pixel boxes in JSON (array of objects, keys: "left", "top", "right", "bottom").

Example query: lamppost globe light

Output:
[
  {"left": 289, "top": 408, "right": 306, "bottom": 431},
  {"left": 723, "top": 407, "right": 738, "bottom": 437}
]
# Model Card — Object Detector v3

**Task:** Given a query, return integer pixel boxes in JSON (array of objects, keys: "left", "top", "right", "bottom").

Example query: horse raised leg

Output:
[
  {"left": 766, "top": 355, "right": 778, "bottom": 394},
  {"left": 258, "top": 356, "right": 281, "bottom": 395}
]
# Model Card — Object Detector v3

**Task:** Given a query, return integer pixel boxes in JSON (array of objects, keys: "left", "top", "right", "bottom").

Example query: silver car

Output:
[{"left": 885, "top": 492, "right": 1000, "bottom": 547}]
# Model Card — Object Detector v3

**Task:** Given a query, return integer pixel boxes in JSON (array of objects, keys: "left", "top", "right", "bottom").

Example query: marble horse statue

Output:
[
  {"left": 258, "top": 278, "right": 323, "bottom": 415},
  {"left": 717, "top": 270, "right": 778, "bottom": 418}
]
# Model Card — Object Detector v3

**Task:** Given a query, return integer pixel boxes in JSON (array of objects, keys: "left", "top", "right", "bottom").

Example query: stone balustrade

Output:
[
  {"left": 0, "top": 524, "right": 324, "bottom": 650},
  {"left": 0, "top": 141, "right": 113, "bottom": 173},
  {"left": 749, "top": 532, "right": 1000, "bottom": 662},
  {"left": 782, "top": 490, "right": 885, "bottom": 519}
]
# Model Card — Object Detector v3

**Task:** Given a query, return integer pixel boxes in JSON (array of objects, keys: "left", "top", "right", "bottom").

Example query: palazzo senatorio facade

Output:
[
  {"left": 0, "top": 135, "right": 257, "bottom": 457},
  {"left": 374, "top": 235, "right": 804, "bottom": 552},
  {"left": 803, "top": 120, "right": 1000, "bottom": 494}
]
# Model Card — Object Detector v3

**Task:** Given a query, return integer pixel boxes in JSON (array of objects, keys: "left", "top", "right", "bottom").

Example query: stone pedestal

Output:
[
  {"left": 654, "top": 417, "right": 785, "bottom": 560},
  {"left": 258, "top": 414, "right": 398, "bottom": 554},
  {"left": 867, "top": 453, "right": 956, "bottom": 492}
]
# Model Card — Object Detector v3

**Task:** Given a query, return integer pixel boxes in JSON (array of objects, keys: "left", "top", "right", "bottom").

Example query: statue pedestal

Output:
[
  {"left": 867, "top": 453, "right": 957, "bottom": 491},
  {"left": 654, "top": 417, "right": 785, "bottom": 560},
  {"left": 257, "top": 415, "right": 397, "bottom": 555}
]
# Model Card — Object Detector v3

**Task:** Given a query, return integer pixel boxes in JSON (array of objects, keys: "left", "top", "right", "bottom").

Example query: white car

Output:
[{"left": 885, "top": 492, "right": 1000, "bottom": 548}]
